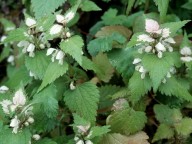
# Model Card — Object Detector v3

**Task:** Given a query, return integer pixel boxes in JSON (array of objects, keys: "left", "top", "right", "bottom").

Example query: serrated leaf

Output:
[
  {"left": 33, "top": 85, "right": 58, "bottom": 118},
  {"left": 73, "top": 113, "right": 90, "bottom": 126},
  {"left": 159, "top": 77, "right": 192, "bottom": 101},
  {"left": 64, "top": 82, "right": 100, "bottom": 123},
  {"left": 161, "top": 20, "right": 190, "bottom": 36},
  {"left": 4, "top": 28, "right": 28, "bottom": 43},
  {"left": 92, "top": 53, "right": 114, "bottom": 82},
  {"left": 107, "top": 108, "right": 147, "bottom": 135},
  {"left": 81, "top": 0, "right": 101, "bottom": 11},
  {"left": 142, "top": 53, "right": 174, "bottom": 91},
  {"left": 35, "top": 138, "right": 57, "bottom": 144},
  {"left": 175, "top": 118, "right": 192, "bottom": 136},
  {"left": 152, "top": 124, "right": 174, "bottom": 143},
  {"left": 154, "top": 0, "right": 169, "bottom": 20},
  {"left": 38, "top": 61, "right": 68, "bottom": 92},
  {"left": 37, "top": 15, "right": 55, "bottom": 31},
  {"left": 108, "top": 48, "right": 135, "bottom": 81},
  {"left": 99, "top": 132, "right": 149, "bottom": 144},
  {"left": 88, "top": 32, "right": 126, "bottom": 56},
  {"left": 60, "top": 35, "right": 84, "bottom": 65},
  {"left": 111, "top": 88, "right": 130, "bottom": 100},
  {"left": 129, "top": 71, "right": 152, "bottom": 103},
  {"left": 154, "top": 104, "right": 182, "bottom": 125},
  {"left": 25, "top": 51, "right": 50, "bottom": 79},
  {"left": 31, "top": 0, "right": 66, "bottom": 19},
  {"left": 87, "top": 126, "right": 110, "bottom": 139},
  {"left": 80, "top": 56, "right": 97, "bottom": 71},
  {"left": 0, "top": 129, "right": 31, "bottom": 144}
]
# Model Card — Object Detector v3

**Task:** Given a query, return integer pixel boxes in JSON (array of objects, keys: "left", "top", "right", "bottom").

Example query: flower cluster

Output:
[
  {"left": 17, "top": 17, "right": 50, "bottom": 57},
  {"left": 74, "top": 124, "right": 93, "bottom": 144},
  {"left": 46, "top": 48, "right": 65, "bottom": 65},
  {"left": 137, "top": 19, "right": 175, "bottom": 58},
  {"left": 180, "top": 47, "right": 192, "bottom": 62},
  {"left": 133, "top": 58, "right": 148, "bottom": 79},
  {"left": 0, "top": 89, "right": 34, "bottom": 133}
]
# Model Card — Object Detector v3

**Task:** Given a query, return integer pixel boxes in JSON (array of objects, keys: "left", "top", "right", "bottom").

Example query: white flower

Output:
[
  {"left": 133, "top": 58, "right": 141, "bottom": 64},
  {"left": 141, "top": 72, "right": 146, "bottom": 79},
  {"left": 24, "top": 122, "right": 29, "bottom": 126},
  {"left": 27, "top": 43, "right": 35, "bottom": 57},
  {"left": 166, "top": 72, "right": 171, "bottom": 78},
  {"left": 164, "top": 37, "right": 175, "bottom": 44},
  {"left": 145, "top": 19, "right": 160, "bottom": 33},
  {"left": 157, "top": 51, "right": 163, "bottom": 58},
  {"left": 85, "top": 140, "right": 93, "bottom": 144},
  {"left": 17, "top": 40, "right": 29, "bottom": 48},
  {"left": 39, "top": 43, "right": 45, "bottom": 49},
  {"left": 137, "top": 34, "right": 154, "bottom": 42},
  {"left": 10, "top": 116, "right": 20, "bottom": 134},
  {"left": 181, "top": 56, "right": 192, "bottom": 62},
  {"left": 25, "top": 18, "right": 36, "bottom": 27},
  {"left": 46, "top": 48, "right": 56, "bottom": 56},
  {"left": 76, "top": 140, "right": 84, "bottom": 144},
  {"left": 180, "top": 47, "right": 192, "bottom": 56},
  {"left": 64, "top": 11, "right": 75, "bottom": 23},
  {"left": 162, "top": 78, "right": 167, "bottom": 84},
  {"left": 0, "top": 86, "right": 9, "bottom": 93},
  {"left": 50, "top": 24, "right": 63, "bottom": 35},
  {"left": 13, "top": 89, "right": 26, "bottom": 106},
  {"left": 155, "top": 42, "right": 166, "bottom": 52},
  {"left": 144, "top": 46, "right": 152, "bottom": 53},
  {"left": 0, "top": 100, "right": 12, "bottom": 114},
  {"left": 32, "top": 134, "right": 40, "bottom": 140},
  {"left": 162, "top": 28, "right": 170, "bottom": 38},
  {"left": 7, "top": 55, "right": 15, "bottom": 65},
  {"left": 27, "top": 117, "right": 34, "bottom": 124},
  {"left": 138, "top": 66, "right": 146, "bottom": 73},
  {"left": 70, "top": 82, "right": 76, "bottom": 90},
  {"left": 56, "top": 14, "right": 65, "bottom": 23},
  {"left": 66, "top": 32, "right": 71, "bottom": 38},
  {"left": 77, "top": 124, "right": 90, "bottom": 134},
  {"left": 1, "top": 35, "right": 7, "bottom": 42},
  {"left": 56, "top": 50, "right": 65, "bottom": 65}
]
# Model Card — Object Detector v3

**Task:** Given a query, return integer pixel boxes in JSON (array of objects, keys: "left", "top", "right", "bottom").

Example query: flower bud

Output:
[
  {"left": 28, "top": 117, "right": 34, "bottom": 124},
  {"left": 32, "top": 134, "right": 40, "bottom": 140}
]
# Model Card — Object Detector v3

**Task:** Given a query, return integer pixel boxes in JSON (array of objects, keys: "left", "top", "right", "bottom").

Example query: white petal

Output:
[
  {"left": 7, "top": 55, "right": 14, "bottom": 63},
  {"left": 145, "top": 19, "right": 160, "bottom": 33},
  {"left": 145, "top": 46, "right": 152, "bottom": 53},
  {"left": 139, "top": 66, "right": 146, "bottom": 73},
  {"left": 70, "top": 82, "right": 76, "bottom": 90},
  {"left": 0, "top": 86, "right": 9, "bottom": 91},
  {"left": 155, "top": 42, "right": 166, "bottom": 52},
  {"left": 0, "top": 100, "right": 12, "bottom": 114},
  {"left": 13, "top": 89, "right": 26, "bottom": 106},
  {"left": 56, "top": 14, "right": 65, "bottom": 23},
  {"left": 27, "top": 117, "right": 34, "bottom": 124},
  {"left": 1, "top": 35, "right": 7, "bottom": 42},
  {"left": 133, "top": 58, "right": 141, "bottom": 64},
  {"left": 162, "top": 78, "right": 167, "bottom": 84},
  {"left": 137, "top": 34, "right": 154, "bottom": 42},
  {"left": 76, "top": 140, "right": 84, "bottom": 144},
  {"left": 85, "top": 140, "right": 93, "bottom": 144},
  {"left": 50, "top": 24, "right": 63, "bottom": 35},
  {"left": 10, "top": 116, "right": 20, "bottom": 128},
  {"left": 141, "top": 72, "right": 145, "bottom": 79},
  {"left": 25, "top": 18, "right": 36, "bottom": 27},
  {"left": 164, "top": 37, "right": 175, "bottom": 44},
  {"left": 181, "top": 56, "right": 192, "bottom": 62},
  {"left": 32, "top": 134, "right": 40, "bottom": 140},
  {"left": 46, "top": 48, "right": 56, "bottom": 56},
  {"left": 162, "top": 28, "right": 170, "bottom": 38},
  {"left": 27, "top": 43, "right": 35, "bottom": 52},
  {"left": 166, "top": 72, "right": 171, "bottom": 78},
  {"left": 17, "top": 41, "right": 29, "bottom": 47},
  {"left": 66, "top": 32, "right": 71, "bottom": 38},
  {"left": 56, "top": 50, "right": 64, "bottom": 60},
  {"left": 180, "top": 47, "right": 192, "bottom": 55},
  {"left": 157, "top": 51, "right": 163, "bottom": 58},
  {"left": 64, "top": 11, "right": 75, "bottom": 23}
]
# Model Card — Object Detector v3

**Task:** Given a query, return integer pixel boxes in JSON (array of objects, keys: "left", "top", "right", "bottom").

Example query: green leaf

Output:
[
  {"left": 37, "top": 15, "right": 55, "bottom": 31},
  {"left": 4, "top": 28, "right": 28, "bottom": 43},
  {"left": 5, "top": 65, "right": 32, "bottom": 89},
  {"left": 38, "top": 61, "right": 68, "bottom": 92},
  {"left": 0, "top": 46, "right": 11, "bottom": 62},
  {"left": 152, "top": 124, "right": 174, "bottom": 143},
  {"left": 88, "top": 33, "right": 126, "bottom": 56},
  {"left": 161, "top": 20, "right": 190, "bottom": 36},
  {"left": 175, "top": 118, "right": 192, "bottom": 136},
  {"left": 81, "top": 0, "right": 101, "bottom": 11},
  {"left": 33, "top": 85, "right": 58, "bottom": 118},
  {"left": 92, "top": 53, "right": 114, "bottom": 82},
  {"left": 0, "top": 129, "right": 31, "bottom": 144},
  {"left": 60, "top": 35, "right": 84, "bottom": 65},
  {"left": 73, "top": 113, "right": 90, "bottom": 126},
  {"left": 142, "top": 53, "right": 174, "bottom": 91},
  {"left": 64, "top": 82, "right": 100, "bottom": 123},
  {"left": 25, "top": 51, "right": 50, "bottom": 79},
  {"left": 154, "top": 104, "right": 182, "bottom": 125},
  {"left": 87, "top": 126, "right": 111, "bottom": 139},
  {"left": 128, "top": 71, "right": 152, "bottom": 103},
  {"left": 126, "top": 0, "right": 135, "bottom": 15},
  {"left": 154, "top": 0, "right": 169, "bottom": 20},
  {"left": 108, "top": 48, "right": 135, "bottom": 81},
  {"left": 80, "top": 56, "right": 97, "bottom": 72},
  {"left": 182, "top": 2, "right": 192, "bottom": 10},
  {"left": 0, "top": 18, "right": 15, "bottom": 32},
  {"left": 35, "top": 138, "right": 57, "bottom": 144},
  {"left": 31, "top": 0, "right": 66, "bottom": 19},
  {"left": 107, "top": 108, "right": 147, "bottom": 135},
  {"left": 159, "top": 77, "right": 192, "bottom": 101}
]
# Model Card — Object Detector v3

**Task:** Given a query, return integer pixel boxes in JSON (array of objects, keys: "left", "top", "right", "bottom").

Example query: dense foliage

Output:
[{"left": 1, "top": 0, "right": 192, "bottom": 143}]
